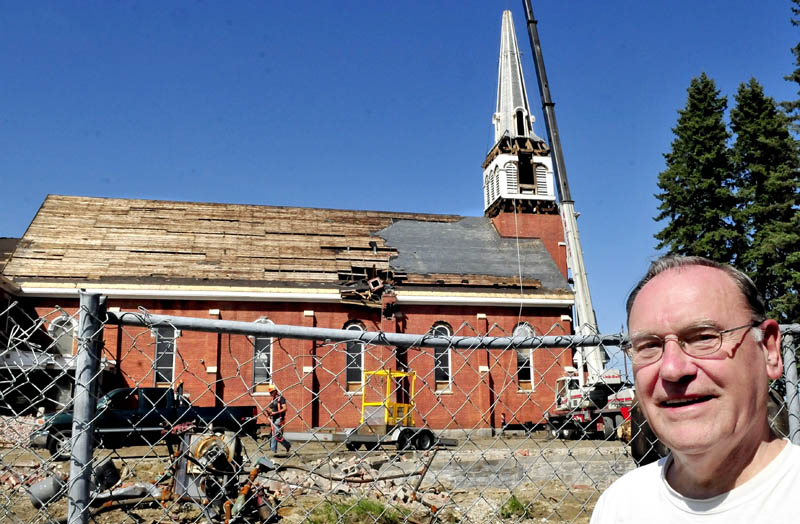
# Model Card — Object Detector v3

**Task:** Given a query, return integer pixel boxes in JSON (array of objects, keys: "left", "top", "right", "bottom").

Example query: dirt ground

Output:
[{"left": 1, "top": 434, "right": 624, "bottom": 523}]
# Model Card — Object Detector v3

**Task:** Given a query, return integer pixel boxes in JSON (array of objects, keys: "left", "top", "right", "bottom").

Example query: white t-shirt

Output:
[{"left": 590, "top": 440, "right": 800, "bottom": 523}]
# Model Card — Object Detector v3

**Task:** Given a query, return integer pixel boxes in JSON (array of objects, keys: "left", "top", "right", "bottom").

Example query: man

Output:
[
  {"left": 265, "top": 384, "right": 292, "bottom": 455},
  {"left": 591, "top": 255, "right": 798, "bottom": 522}
]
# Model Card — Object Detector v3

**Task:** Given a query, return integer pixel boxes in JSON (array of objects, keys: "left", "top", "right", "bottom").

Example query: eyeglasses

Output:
[{"left": 623, "top": 321, "right": 762, "bottom": 365}]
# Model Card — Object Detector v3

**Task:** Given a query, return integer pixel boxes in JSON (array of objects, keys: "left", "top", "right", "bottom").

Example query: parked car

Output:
[{"left": 30, "top": 387, "right": 259, "bottom": 459}]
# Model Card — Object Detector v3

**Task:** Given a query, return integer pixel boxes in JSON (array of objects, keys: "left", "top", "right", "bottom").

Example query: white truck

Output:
[{"left": 546, "top": 370, "right": 634, "bottom": 440}]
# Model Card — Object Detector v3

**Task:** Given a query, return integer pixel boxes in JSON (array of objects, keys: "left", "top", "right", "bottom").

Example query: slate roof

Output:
[
  {"left": 2, "top": 195, "right": 572, "bottom": 298},
  {"left": 377, "top": 217, "right": 567, "bottom": 291}
]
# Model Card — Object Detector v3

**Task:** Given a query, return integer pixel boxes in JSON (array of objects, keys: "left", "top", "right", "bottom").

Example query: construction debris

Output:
[
  {"left": 1, "top": 461, "right": 63, "bottom": 492},
  {"left": 10, "top": 431, "right": 450, "bottom": 523},
  {"left": 0, "top": 415, "right": 37, "bottom": 448}
]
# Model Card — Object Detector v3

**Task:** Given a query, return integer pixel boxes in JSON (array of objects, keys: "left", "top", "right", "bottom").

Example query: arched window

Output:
[
  {"left": 514, "top": 322, "right": 535, "bottom": 391},
  {"left": 505, "top": 161, "right": 519, "bottom": 193},
  {"left": 431, "top": 322, "right": 452, "bottom": 392},
  {"left": 152, "top": 325, "right": 178, "bottom": 387},
  {"left": 515, "top": 109, "right": 526, "bottom": 136},
  {"left": 253, "top": 318, "right": 274, "bottom": 394},
  {"left": 345, "top": 321, "right": 365, "bottom": 393},
  {"left": 48, "top": 315, "right": 76, "bottom": 355},
  {"left": 535, "top": 163, "right": 549, "bottom": 195}
]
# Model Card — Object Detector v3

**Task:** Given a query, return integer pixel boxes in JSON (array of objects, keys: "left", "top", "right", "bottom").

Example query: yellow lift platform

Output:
[{"left": 342, "top": 369, "right": 455, "bottom": 451}]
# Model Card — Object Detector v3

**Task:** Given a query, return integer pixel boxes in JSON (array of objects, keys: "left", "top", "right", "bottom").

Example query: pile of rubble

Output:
[
  {"left": 1, "top": 415, "right": 50, "bottom": 494},
  {"left": 256, "top": 453, "right": 450, "bottom": 515},
  {"left": 2, "top": 446, "right": 454, "bottom": 522},
  {"left": 0, "top": 461, "right": 62, "bottom": 491},
  {"left": 0, "top": 415, "right": 37, "bottom": 448}
]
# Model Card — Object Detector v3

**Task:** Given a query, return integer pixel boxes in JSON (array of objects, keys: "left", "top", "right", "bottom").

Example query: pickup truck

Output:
[{"left": 30, "top": 387, "right": 259, "bottom": 458}]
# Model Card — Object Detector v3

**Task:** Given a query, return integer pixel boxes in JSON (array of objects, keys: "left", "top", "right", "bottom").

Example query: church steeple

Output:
[
  {"left": 493, "top": 10, "right": 538, "bottom": 143},
  {"left": 483, "top": 10, "right": 556, "bottom": 217}
]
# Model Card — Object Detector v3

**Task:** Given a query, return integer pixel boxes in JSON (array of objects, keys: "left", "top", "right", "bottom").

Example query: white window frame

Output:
[
  {"left": 252, "top": 318, "right": 274, "bottom": 395},
  {"left": 344, "top": 322, "right": 365, "bottom": 394},
  {"left": 505, "top": 161, "right": 519, "bottom": 194},
  {"left": 514, "top": 322, "right": 535, "bottom": 391},
  {"left": 534, "top": 163, "right": 548, "bottom": 195},
  {"left": 431, "top": 322, "right": 452, "bottom": 393},
  {"left": 48, "top": 314, "right": 77, "bottom": 355},
  {"left": 152, "top": 325, "right": 178, "bottom": 387}
]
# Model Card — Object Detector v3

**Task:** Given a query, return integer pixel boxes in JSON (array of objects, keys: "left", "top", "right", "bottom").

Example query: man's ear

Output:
[{"left": 760, "top": 319, "right": 783, "bottom": 380}]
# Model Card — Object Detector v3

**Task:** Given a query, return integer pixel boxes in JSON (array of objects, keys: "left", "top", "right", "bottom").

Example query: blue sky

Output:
[{"left": 1, "top": 1, "right": 797, "bottom": 346}]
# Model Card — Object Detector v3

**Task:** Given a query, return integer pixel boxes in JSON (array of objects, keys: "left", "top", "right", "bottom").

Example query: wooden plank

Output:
[
  {"left": 10, "top": 196, "right": 476, "bottom": 286},
  {"left": 404, "top": 273, "right": 542, "bottom": 287}
]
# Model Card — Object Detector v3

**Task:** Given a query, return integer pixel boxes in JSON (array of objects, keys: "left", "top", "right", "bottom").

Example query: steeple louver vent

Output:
[
  {"left": 536, "top": 165, "right": 548, "bottom": 195},
  {"left": 505, "top": 162, "right": 518, "bottom": 193}
]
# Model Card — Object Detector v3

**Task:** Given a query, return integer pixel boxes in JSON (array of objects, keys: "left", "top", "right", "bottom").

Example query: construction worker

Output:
[{"left": 265, "top": 384, "right": 291, "bottom": 455}]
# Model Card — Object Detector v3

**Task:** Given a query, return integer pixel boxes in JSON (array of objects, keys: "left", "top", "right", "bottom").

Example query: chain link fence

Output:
[{"left": 1, "top": 295, "right": 797, "bottom": 523}]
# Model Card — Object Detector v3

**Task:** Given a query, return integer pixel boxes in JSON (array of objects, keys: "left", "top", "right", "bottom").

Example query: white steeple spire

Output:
[
  {"left": 482, "top": 10, "right": 555, "bottom": 216},
  {"left": 493, "top": 10, "right": 539, "bottom": 144}
]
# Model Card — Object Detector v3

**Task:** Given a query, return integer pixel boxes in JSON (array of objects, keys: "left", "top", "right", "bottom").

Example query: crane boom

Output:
[{"left": 520, "top": 0, "right": 605, "bottom": 384}]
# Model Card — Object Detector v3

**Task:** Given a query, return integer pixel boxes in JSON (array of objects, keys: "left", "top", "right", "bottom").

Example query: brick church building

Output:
[{"left": 1, "top": 11, "right": 576, "bottom": 432}]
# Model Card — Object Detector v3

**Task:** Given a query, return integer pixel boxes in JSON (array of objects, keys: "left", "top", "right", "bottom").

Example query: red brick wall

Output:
[
  {"left": 31, "top": 297, "right": 572, "bottom": 432},
  {"left": 392, "top": 305, "right": 572, "bottom": 429},
  {"left": 490, "top": 212, "right": 567, "bottom": 278}
]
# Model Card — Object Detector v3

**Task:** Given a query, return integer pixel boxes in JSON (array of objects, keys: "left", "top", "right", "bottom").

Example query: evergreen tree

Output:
[
  {"left": 731, "top": 79, "right": 800, "bottom": 322},
  {"left": 654, "top": 73, "right": 744, "bottom": 263},
  {"left": 782, "top": 0, "right": 800, "bottom": 127}
]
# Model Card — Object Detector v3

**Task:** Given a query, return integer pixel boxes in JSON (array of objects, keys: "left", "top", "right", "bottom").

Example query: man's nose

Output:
[{"left": 658, "top": 337, "right": 697, "bottom": 382}]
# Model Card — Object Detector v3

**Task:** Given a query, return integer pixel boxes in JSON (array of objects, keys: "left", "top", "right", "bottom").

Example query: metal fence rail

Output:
[{"left": 1, "top": 297, "right": 797, "bottom": 524}]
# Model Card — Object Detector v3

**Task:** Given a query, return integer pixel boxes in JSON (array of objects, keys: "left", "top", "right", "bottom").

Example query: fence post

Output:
[
  {"left": 782, "top": 332, "right": 800, "bottom": 445},
  {"left": 67, "top": 292, "right": 105, "bottom": 524}
]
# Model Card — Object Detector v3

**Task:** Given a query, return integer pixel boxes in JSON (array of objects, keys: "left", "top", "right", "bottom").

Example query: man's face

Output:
[{"left": 629, "top": 266, "right": 781, "bottom": 456}]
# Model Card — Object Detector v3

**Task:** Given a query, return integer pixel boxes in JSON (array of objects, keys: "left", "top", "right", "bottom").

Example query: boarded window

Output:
[
  {"left": 153, "top": 326, "right": 177, "bottom": 386},
  {"left": 431, "top": 323, "right": 452, "bottom": 392},
  {"left": 345, "top": 322, "right": 365, "bottom": 392},
  {"left": 514, "top": 323, "right": 535, "bottom": 391}
]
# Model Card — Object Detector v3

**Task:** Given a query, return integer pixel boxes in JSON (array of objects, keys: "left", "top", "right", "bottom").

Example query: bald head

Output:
[{"left": 626, "top": 255, "right": 766, "bottom": 326}]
